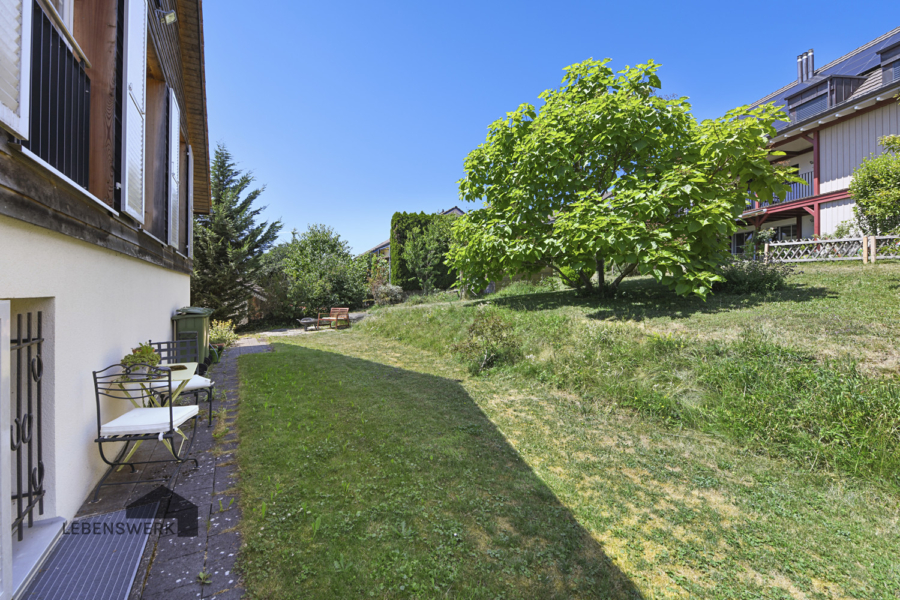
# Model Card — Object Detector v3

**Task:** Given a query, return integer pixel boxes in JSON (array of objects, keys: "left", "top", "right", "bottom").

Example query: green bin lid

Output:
[{"left": 172, "top": 306, "right": 214, "bottom": 319}]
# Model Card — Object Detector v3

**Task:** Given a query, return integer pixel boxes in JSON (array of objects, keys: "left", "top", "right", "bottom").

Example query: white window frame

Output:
[
  {"left": 0, "top": 0, "right": 34, "bottom": 140},
  {"left": 167, "top": 91, "right": 180, "bottom": 247}
]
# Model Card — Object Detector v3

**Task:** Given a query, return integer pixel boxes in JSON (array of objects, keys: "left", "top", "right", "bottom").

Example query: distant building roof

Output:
[
  {"left": 361, "top": 239, "right": 391, "bottom": 256},
  {"left": 441, "top": 206, "right": 465, "bottom": 216}
]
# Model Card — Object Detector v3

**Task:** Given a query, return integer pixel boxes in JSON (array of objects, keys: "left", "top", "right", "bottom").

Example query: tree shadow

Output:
[
  {"left": 484, "top": 277, "right": 835, "bottom": 323},
  {"left": 242, "top": 344, "right": 645, "bottom": 599}
]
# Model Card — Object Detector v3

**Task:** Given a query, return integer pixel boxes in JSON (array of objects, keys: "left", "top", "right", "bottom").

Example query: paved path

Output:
[{"left": 74, "top": 337, "right": 271, "bottom": 600}]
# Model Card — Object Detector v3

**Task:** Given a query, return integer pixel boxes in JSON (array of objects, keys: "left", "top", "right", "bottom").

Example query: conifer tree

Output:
[{"left": 191, "top": 144, "right": 282, "bottom": 322}]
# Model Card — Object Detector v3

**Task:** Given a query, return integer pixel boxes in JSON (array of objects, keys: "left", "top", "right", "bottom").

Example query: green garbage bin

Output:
[{"left": 172, "top": 307, "right": 214, "bottom": 365}]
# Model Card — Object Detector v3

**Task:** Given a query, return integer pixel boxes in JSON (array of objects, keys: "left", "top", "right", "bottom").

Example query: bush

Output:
[
  {"left": 283, "top": 225, "right": 368, "bottom": 313},
  {"left": 210, "top": 320, "right": 238, "bottom": 347},
  {"left": 450, "top": 306, "right": 520, "bottom": 373},
  {"left": 850, "top": 145, "right": 900, "bottom": 234},
  {"left": 373, "top": 284, "right": 405, "bottom": 305},
  {"left": 714, "top": 258, "right": 794, "bottom": 294},
  {"left": 390, "top": 212, "right": 458, "bottom": 291}
]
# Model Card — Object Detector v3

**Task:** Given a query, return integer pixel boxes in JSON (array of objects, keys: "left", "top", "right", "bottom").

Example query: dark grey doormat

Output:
[{"left": 20, "top": 503, "right": 158, "bottom": 600}]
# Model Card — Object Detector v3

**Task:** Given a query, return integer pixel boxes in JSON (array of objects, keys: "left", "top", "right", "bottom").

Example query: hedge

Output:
[{"left": 390, "top": 212, "right": 458, "bottom": 291}]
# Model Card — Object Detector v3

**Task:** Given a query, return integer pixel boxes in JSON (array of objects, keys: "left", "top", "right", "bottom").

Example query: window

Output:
[
  {"left": 733, "top": 232, "right": 753, "bottom": 255},
  {"left": 775, "top": 224, "right": 798, "bottom": 241}
]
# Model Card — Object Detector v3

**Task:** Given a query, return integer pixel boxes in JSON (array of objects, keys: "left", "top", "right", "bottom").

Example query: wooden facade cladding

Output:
[
  {"left": 73, "top": 0, "right": 118, "bottom": 206},
  {"left": 148, "top": 0, "right": 188, "bottom": 137},
  {"left": 819, "top": 101, "right": 900, "bottom": 193},
  {"left": 174, "top": 0, "right": 209, "bottom": 215},
  {"left": 0, "top": 135, "right": 192, "bottom": 274}
]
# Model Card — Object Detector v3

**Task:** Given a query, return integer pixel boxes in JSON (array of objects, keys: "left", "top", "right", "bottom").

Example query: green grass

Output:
[
  {"left": 238, "top": 332, "right": 900, "bottom": 599},
  {"left": 237, "top": 340, "right": 641, "bottom": 599},
  {"left": 236, "top": 262, "right": 900, "bottom": 598},
  {"left": 360, "top": 262, "right": 900, "bottom": 484}
]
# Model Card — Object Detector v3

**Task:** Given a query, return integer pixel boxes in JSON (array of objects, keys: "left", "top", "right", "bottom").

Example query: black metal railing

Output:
[
  {"left": 24, "top": 0, "right": 91, "bottom": 188},
  {"left": 10, "top": 311, "right": 45, "bottom": 542}
]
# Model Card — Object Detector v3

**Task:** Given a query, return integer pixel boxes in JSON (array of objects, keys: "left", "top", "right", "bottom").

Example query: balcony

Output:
[
  {"left": 745, "top": 171, "right": 814, "bottom": 213},
  {"left": 22, "top": 1, "right": 91, "bottom": 189},
  {"left": 762, "top": 171, "right": 814, "bottom": 207}
]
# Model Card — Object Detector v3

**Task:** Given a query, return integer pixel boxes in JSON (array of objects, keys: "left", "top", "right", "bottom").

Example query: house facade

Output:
[
  {"left": 0, "top": 0, "right": 209, "bottom": 596},
  {"left": 734, "top": 27, "right": 900, "bottom": 253}
]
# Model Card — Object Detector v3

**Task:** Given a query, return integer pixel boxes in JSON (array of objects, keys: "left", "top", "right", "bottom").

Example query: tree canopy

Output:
[
  {"left": 191, "top": 143, "right": 282, "bottom": 321},
  {"left": 282, "top": 224, "right": 368, "bottom": 313},
  {"left": 447, "top": 59, "right": 797, "bottom": 298}
]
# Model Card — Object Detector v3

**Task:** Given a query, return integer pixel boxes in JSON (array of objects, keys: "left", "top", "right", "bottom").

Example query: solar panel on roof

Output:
[{"left": 822, "top": 31, "right": 900, "bottom": 77}]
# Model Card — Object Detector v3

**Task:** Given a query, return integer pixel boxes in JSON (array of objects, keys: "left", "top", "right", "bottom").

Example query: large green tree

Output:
[
  {"left": 448, "top": 59, "right": 797, "bottom": 298},
  {"left": 282, "top": 224, "right": 368, "bottom": 313},
  {"left": 191, "top": 144, "right": 282, "bottom": 321}
]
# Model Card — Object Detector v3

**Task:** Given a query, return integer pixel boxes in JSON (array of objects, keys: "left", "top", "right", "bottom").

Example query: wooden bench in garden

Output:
[{"left": 318, "top": 307, "right": 351, "bottom": 330}]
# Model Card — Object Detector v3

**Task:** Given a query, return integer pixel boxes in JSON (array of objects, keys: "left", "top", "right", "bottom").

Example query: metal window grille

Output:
[
  {"left": 10, "top": 312, "right": 45, "bottom": 542},
  {"left": 24, "top": 1, "right": 91, "bottom": 189}
]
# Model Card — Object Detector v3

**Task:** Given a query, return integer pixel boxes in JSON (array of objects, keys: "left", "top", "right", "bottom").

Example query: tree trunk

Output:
[
  {"left": 596, "top": 254, "right": 605, "bottom": 289},
  {"left": 611, "top": 263, "right": 637, "bottom": 288}
]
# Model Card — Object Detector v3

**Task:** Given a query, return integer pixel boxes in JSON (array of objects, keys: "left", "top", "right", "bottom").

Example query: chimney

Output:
[{"left": 797, "top": 49, "right": 816, "bottom": 83}]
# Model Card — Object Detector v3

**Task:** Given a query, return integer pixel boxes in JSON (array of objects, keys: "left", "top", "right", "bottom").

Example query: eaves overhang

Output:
[{"left": 769, "top": 81, "right": 900, "bottom": 144}]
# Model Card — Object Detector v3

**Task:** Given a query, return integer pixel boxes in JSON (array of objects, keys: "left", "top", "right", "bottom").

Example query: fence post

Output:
[
  {"left": 871, "top": 236, "right": 877, "bottom": 263},
  {"left": 862, "top": 236, "right": 868, "bottom": 264},
  {"left": 764, "top": 243, "right": 769, "bottom": 263}
]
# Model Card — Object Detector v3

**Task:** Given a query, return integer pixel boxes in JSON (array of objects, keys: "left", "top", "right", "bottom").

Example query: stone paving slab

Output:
[{"left": 72, "top": 337, "right": 271, "bottom": 600}]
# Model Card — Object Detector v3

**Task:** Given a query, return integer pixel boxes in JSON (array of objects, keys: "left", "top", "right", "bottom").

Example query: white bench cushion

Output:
[
  {"left": 182, "top": 375, "right": 213, "bottom": 392},
  {"left": 100, "top": 406, "right": 199, "bottom": 437}
]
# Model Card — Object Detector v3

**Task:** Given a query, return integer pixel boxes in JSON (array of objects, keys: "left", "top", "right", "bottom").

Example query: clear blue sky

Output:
[{"left": 204, "top": 0, "right": 893, "bottom": 254}]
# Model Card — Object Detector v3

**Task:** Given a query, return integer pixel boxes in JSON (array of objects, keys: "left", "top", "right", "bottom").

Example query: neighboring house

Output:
[
  {"left": 734, "top": 27, "right": 900, "bottom": 253},
  {"left": 362, "top": 206, "right": 466, "bottom": 261},
  {"left": 0, "top": 0, "right": 209, "bottom": 596}
]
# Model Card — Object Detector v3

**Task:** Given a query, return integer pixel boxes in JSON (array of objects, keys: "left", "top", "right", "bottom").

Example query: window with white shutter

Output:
[
  {"left": 121, "top": 0, "right": 147, "bottom": 223},
  {"left": 0, "top": 0, "right": 33, "bottom": 140},
  {"left": 187, "top": 144, "right": 194, "bottom": 258},
  {"left": 168, "top": 91, "right": 180, "bottom": 247}
]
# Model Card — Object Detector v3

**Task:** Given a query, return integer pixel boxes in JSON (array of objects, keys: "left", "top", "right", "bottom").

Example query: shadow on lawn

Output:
[
  {"left": 241, "top": 343, "right": 645, "bottom": 599},
  {"left": 484, "top": 277, "right": 834, "bottom": 323}
]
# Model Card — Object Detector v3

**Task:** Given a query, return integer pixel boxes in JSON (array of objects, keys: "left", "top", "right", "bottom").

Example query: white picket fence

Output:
[{"left": 765, "top": 235, "right": 900, "bottom": 263}]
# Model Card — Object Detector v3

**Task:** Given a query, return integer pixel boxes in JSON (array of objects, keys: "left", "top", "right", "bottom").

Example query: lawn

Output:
[{"left": 237, "top": 262, "right": 900, "bottom": 598}]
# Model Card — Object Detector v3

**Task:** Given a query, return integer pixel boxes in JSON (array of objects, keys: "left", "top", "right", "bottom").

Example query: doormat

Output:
[{"left": 20, "top": 503, "right": 158, "bottom": 600}]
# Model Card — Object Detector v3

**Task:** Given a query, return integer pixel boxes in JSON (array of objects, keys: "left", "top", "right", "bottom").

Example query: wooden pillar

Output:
[
  {"left": 812, "top": 131, "right": 820, "bottom": 196},
  {"left": 814, "top": 203, "right": 821, "bottom": 237},
  {"left": 862, "top": 236, "right": 869, "bottom": 264},
  {"left": 871, "top": 236, "right": 877, "bottom": 263},
  {"left": 795, "top": 215, "right": 803, "bottom": 240}
]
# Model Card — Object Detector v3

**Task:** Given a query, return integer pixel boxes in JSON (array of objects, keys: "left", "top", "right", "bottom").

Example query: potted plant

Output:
[{"left": 121, "top": 342, "right": 161, "bottom": 371}]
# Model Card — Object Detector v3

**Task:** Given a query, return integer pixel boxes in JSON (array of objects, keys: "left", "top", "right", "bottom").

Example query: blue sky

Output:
[{"left": 204, "top": 0, "right": 893, "bottom": 254}]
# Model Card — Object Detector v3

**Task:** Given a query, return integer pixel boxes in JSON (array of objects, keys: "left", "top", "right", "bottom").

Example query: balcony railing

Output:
[
  {"left": 763, "top": 171, "right": 814, "bottom": 207},
  {"left": 23, "top": 0, "right": 91, "bottom": 189},
  {"left": 745, "top": 171, "right": 814, "bottom": 212}
]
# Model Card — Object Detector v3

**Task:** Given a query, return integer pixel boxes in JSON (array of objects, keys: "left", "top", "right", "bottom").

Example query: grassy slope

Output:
[
  {"left": 237, "top": 263, "right": 900, "bottom": 598},
  {"left": 361, "top": 263, "right": 900, "bottom": 483},
  {"left": 238, "top": 332, "right": 900, "bottom": 599}
]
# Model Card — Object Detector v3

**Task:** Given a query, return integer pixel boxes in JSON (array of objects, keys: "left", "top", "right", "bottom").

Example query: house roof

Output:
[
  {"left": 176, "top": 0, "right": 211, "bottom": 215},
  {"left": 750, "top": 26, "right": 900, "bottom": 132},
  {"left": 362, "top": 239, "right": 391, "bottom": 255},
  {"left": 441, "top": 206, "right": 466, "bottom": 216}
]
